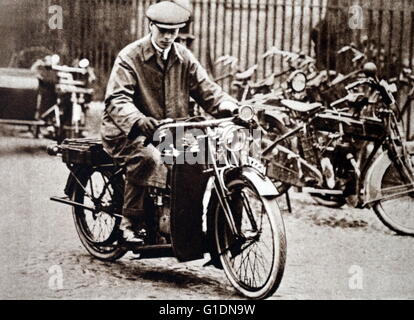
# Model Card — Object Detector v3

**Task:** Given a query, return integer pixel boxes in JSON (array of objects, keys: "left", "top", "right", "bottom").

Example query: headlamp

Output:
[
  {"left": 289, "top": 71, "right": 307, "bottom": 93},
  {"left": 79, "top": 58, "right": 90, "bottom": 68},
  {"left": 238, "top": 105, "right": 255, "bottom": 122}
]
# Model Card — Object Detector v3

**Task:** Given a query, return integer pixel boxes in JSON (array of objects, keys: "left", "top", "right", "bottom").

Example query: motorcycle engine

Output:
[{"left": 158, "top": 204, "right": 171, "bottom": 236}]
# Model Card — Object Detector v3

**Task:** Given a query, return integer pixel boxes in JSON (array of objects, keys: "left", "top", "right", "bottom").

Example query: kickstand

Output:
[{"left": 285, "top": 190, "right": 292, "bottom": 213}]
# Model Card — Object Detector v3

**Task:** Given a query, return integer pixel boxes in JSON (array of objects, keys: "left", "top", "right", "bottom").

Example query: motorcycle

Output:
[
  {"left": 47, "top": 105, "right": 287, "bottom": 299},
  {"left": 248, "top": 44, "right": 374, "bottom": 107},
  {"left": 0, "top": 53, "right": 94, "bottom": 142},
  {"left": 260, "top": 63, "right": 414, "bottom": 235}
]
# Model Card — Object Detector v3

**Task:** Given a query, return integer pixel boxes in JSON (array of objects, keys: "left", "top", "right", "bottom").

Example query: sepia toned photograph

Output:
[{"left": 0, "top": 0, "right": 413, "bottom": 303}]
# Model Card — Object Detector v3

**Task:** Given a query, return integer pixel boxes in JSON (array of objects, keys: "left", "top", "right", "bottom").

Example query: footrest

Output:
[{"left": 129, "top": 244, "right": 174, "bottom": 259}]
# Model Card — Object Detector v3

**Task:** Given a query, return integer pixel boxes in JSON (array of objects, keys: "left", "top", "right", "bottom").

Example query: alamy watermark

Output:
[
  {"left": 153, "top": 127, "right": 263, "bottom": 166},
  {"left": 348, "top": 265, "right": 364, "bottom": 290},
  {"left": 348, "top": 5, "right": 364, "bottom": 30},
  {"left": 46, "top": 4, "right": 365, "bottom": 32},
  {"left": 48, "top": 265, "right": 64, "bottom": 290},
  {"left": 48, "top": 5, "right": 63, "bottom": 30}
]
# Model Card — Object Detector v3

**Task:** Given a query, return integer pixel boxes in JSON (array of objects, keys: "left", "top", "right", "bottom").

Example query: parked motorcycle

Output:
[
  {"left": 0, "top": 53, "right": 94, "bottom": 142},
  {"left": 48, "top": 105, "right": 287, "bottom": 299},
  {"left": 260, "top": 63, "right": 414, "bottom": 235}
]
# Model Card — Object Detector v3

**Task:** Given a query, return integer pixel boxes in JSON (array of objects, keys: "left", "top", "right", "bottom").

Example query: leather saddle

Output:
[{"left": 281, "top": 99, "right": 323, "bottom": 114}]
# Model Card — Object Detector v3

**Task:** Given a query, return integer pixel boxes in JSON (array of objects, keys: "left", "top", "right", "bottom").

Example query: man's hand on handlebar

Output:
[
  {"left": 128, "top": 117, "right": 159, "bottom": 140},
  {"left": 137, "top": 117, "right": 159, "bottom": 137}
]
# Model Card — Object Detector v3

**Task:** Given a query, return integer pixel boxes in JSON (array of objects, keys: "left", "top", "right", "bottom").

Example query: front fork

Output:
[
  {"left": 212, "top": 172, "right": 242, "bottom": 239},
  {"left": 213, "top": 174, "right": 259, "bottom": 240},
  {"left": 206, "top": 131, "right": 256, "bottom": 241}
]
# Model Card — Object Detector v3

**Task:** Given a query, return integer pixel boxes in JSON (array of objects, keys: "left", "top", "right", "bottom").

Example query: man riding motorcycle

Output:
[{"left": 101, "top": 0, "right": 237, "bottom": 243}]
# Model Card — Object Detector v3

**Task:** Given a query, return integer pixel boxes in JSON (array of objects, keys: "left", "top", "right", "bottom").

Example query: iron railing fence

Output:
[{"left": 2, "top": 0, "right": 414, "bottom": 137}]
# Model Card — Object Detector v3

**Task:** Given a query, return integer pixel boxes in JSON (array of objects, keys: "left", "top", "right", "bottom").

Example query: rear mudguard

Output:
[
  {"left": 63, "top": 165, "right": 92, "bottom": 197},
  {"left": 364, "top": 142, "right": 414, "bottom": 207}
]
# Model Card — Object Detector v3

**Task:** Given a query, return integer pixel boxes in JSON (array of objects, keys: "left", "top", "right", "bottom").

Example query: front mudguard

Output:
[
  {"left": 364, "top": 142, "right": 414, "bottom": 207},
  {"left": 363, "top": 151, "right": 392, "bottom": 207},
  {"left": 223, "top": 166, "right": 279, "bottom": 198}
]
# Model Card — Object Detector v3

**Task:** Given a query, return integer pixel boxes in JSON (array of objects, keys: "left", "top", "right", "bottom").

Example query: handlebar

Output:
[
  {"left": 142, "top": 117, "right": 234, "bottom": 147},
  {"left": 345, "top": 78, "right": 374, "bottom": 91},
  {"left": 337, "top": 45, "right": 353, "bottom": 55},
  {"left": 345, "top": 76, "right": 395, "bottom": 106},
  {"left": 143, "top": 106, "right": 255, "bottom": 147},
  {"left": 55, "top": 84, "right": 94, "bottom": 95},
  {"left": 263, "top": 47, "right": 314, "bottom": 64},
  {"left": 337, "top": 45, "right": 366, "bottom": 61},
  {"left": 50, "top": 64, "right": 88, "bottom": 75}
]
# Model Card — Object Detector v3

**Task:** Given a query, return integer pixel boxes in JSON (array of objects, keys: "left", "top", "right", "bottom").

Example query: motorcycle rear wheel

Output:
[
  {"left": 72, "top": 168, "right": 127, "bottom": 261},
  {"left": 214, "top": 179, "right": 286, "bottom": 299},
  {"left": 373, "top": 157, "right": 414, "bottom": 236}
]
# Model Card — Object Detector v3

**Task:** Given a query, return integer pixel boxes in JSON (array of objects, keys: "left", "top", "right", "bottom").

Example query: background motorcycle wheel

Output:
[
  {"left": 373, "top": 156, "right": 414, "bottom": 236},
  {"left": 214, "top": 179, "right": 286, "bottom": 299},
  {"left": 72, "top": 168, "right": 127, "bottom": 261}
]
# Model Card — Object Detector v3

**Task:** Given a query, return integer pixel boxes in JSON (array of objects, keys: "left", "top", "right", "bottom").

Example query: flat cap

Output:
[{"left": 146, "top": 1, "right": 192, "bottom": 29}]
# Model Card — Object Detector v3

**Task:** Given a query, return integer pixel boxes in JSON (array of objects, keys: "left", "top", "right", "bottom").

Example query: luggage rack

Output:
[{"left": 50, "top": 138, "right": 114, "bottom": 166}]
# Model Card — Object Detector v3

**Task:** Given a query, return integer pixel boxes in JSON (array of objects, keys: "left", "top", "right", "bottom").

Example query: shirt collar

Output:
[
  {"left": 142, "top": 34, "right": 184, "bottom": 64},
  {"left": 151, "top": 35, "right": 171, "bottom": 61}
]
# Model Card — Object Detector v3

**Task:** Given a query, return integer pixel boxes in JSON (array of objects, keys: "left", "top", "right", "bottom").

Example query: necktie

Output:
[
  {"left": 161, "top": 49, "right": 168, "bottom": 61},
  {"left": 157, "top": 51, "right": 167, "bottom": 70}
]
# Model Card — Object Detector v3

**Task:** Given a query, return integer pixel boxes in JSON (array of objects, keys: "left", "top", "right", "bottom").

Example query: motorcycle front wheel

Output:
[
  {"left": 72, "top": 168, "right": 127, "bottom": 261},
  {"left": 214, "top": 179, "right": 286, "bottom": 299}
]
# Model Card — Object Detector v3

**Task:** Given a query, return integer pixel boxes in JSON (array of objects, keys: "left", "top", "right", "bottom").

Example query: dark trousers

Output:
[{"left": 103, "top": 134, "right": 168, "bottom": 219}]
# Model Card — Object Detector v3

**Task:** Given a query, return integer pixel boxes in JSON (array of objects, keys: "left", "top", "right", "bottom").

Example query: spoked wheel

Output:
[
  {"left": 214, "top": 179, "right": 286, "bottom": 299},
  {"left": 72, "top": 168, "right": 127, "bottom": 261},
  {"left": 373, "top": 155, "right": 414, "bottom": 236}
]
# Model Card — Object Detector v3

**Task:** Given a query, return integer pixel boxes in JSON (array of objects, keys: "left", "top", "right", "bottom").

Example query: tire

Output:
[
  {"left": 72, "top": 168, "right": 127, "bottom": 261},
  {"left": 373, "top": 156, "right": 414, "bottom": 236},
  {"left": 214, "top": 179, "right": 286, "bottom": 299}
]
